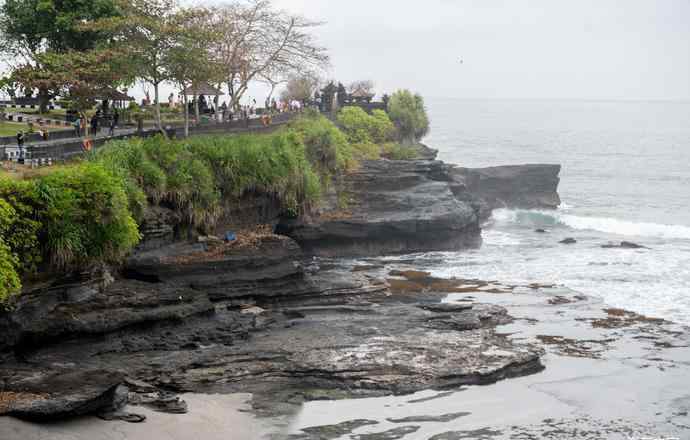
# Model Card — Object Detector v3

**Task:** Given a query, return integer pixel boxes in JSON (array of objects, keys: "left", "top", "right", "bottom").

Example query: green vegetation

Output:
[
  {"left": 0, "top": 122, "right": 26, "bottom": 136},
  {"left": 0, "top": 93, "right": 432, "bottom": 303},
  {"left": 0, "top": 163, "right": 140, "bottom": 301},
  {"left": 92, "top": 130, "right": 322, "bottom": 230},
  {"left": 288, "top": 111, "right": 356, "bottom": 175},
  {"left": 0, "top": 199, "right": 21, "bottom": 302},
  {"left": 381, "top": 143, "right": 420, "bottom": 160},
  {"left": 387, "top": 90, "right": 430, "bottom": 145},
  {"left": 337, "top": 107, "right": 395, "bottom": 145}
]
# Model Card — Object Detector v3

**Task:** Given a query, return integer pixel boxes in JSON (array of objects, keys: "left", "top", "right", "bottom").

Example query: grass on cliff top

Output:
[{"left": 91, "top": 130, "right": 323, "bottom": 230}]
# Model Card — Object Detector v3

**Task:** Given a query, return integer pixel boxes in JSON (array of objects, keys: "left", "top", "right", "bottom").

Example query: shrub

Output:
[
  {"left": 382, "top": 143, "right": 419, "bottom": 160},
  {"left": 370, "top": 109, "right": 396, "bottom": 144},
  {"left": 0, "top": 179, "right": 43, "bottom": 274},
  {"left": 0, "top": 239, "right": 20, "bottom": 303},
  {"left": 351, "top": 142, "right": 381, "bottom": 161},
  {"left": 36, "top": 163, "right": 141, "bottom": 269},
  {"left": 0, "top": 198, "right": 21, "bottom": 302},
  {"left": 288, "top": 113, "right": 356, "bottom": 174},
  {"left": 337, "top": 106, "right": 395, "bottom": 146},
  {"left": 387, "top": 90, "right": 430, "bottom": 144},
  {"left": 0, "top": 164, "right": 140, "bottom": 300}
]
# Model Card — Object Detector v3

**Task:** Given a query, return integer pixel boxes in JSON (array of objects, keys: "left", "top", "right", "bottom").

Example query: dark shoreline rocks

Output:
[
  {"left": 0, "top": 157, "right": 563, "bottom": 423},
  {"left": 0, "top": 258, "right": 545, "bottom": 421},
  {"left": 277, "top": 159, "right": 483, "bottom": 257},
  {"left": 601, "top": 241, "right": 649, "bottom": 249},
  {"left": 277, "top": 161, "right": 561, "bottom": 257}
]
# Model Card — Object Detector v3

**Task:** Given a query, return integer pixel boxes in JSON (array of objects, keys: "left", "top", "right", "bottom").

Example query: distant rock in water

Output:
[
  {"left": 535, "top": 229, "right": 549, "bottom": 233},
  {"left": 602, "top": 241, "right": 649, "bottom": 250},
  {"left": 560, "top": 238, "right": 577, "bottom": 245},
  {"left": 451, "top": 164, "right": 561, "bottom": 220}
]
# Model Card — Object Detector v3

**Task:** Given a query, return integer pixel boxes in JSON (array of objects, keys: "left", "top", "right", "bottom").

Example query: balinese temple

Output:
[{"left": 349, "top": 86, "right": 375, "bottom": 104}]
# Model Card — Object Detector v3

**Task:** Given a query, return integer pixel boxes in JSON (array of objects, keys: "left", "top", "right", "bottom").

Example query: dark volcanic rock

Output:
[
  {"left": 601, "top": 241, "right": 649, "bottom": 249},
  {"left": 386, "top": 412, "right": 470, "bottom": 423},
  {"left": 0, "top": 265, "right": 543, "bottom": 420},
  {"left": 452, "top": 164, "right": 561, "bottom": 220},
  {"left": 0, "top": 272, "right": 214, "bottom": 352},
  {"left": 0, "top": 370, "right": 125, "bottom": 421},
  {"left": 277, "top": 160, "right": 481, "bottom": 257},
  {"left": 125, "top": 235, "right": 308, "bottom": 304}
]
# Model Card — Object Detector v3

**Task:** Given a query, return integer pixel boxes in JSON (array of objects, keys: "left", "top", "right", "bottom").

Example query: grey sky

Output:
[
  {"left": 2, "top": 0, "right": 688, "bottom": 102},
  {"left": 257, "top": 0, "right": 690, "bottom": 101}
]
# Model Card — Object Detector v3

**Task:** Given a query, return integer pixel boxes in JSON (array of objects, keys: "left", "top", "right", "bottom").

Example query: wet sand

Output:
[{"left": 0, "top": 394, "right": 284, "bottom": 440}]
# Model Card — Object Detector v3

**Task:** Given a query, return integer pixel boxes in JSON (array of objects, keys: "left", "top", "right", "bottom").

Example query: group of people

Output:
[{"left": 72, "top": 108, "right": 120, "bottom": 138}]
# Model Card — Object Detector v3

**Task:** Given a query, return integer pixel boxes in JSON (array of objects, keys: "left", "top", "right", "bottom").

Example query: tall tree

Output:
[
  {"left": 10, "top": 48, "right": 133, "bottom": 114},
  {"left": 95, "top": 0, "right": 180, "bottom": 131},
  {"left": 0, "top": 0, "right": 122, "bottom": 111},
  {"left": 281, "top": 72, "right": 321, "bottom": 104},
  {"left": 387, "top": 90, "right": 430, "bottom": 145},
  {"left": 165, "top": 8, "right": 222, "bottom": 137},
  {"left": 207, "top": 0, "right": 328, "bottom": 110}
]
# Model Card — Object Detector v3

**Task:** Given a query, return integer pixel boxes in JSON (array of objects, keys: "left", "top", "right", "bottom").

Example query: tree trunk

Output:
[
  {"left": 194, "top": 95, "right": 200, "bottom": 125},
  {"left": 266, "top": 83, "right": 276, "bottom": 109},
  {"left": 38, "top": 87, "right": 50, "bottom": 114},
  {"left": 183, "top": 92, "right": 189, "bottom": 138},
  {"left": 154, "top": 82, "right": 163, "bottom": 133}
]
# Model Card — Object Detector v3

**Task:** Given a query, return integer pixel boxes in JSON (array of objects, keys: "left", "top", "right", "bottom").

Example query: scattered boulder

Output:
[
  {"left": 560, "top": 238, "right": 577, "bottom": 245},
  {"left": 601, "top": 241, "right": 649, "bottom": 250},
  {"left": 535, "top": 229, "right": 548, "bottom": 233}
]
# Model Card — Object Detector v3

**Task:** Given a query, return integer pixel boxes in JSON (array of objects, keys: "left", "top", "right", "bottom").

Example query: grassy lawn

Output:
[
  {"left": 0, "top": 122, "right": 26, "bottom": 137},
  {"left": 0, "top": 121, "right": 67, "bottom": 137},
  {"left": 3, "top": 108, "right": 67, "bottom": 118}
]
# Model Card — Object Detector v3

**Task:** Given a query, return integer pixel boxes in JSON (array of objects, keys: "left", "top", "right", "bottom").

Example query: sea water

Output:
[{"left": 424, "top": 98, "right": 690, "bottom": 325}]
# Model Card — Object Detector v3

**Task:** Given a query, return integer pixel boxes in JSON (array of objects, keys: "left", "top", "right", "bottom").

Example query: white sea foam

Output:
[{"left": 492, "top": 209, "right": 690, "bottom": 240}]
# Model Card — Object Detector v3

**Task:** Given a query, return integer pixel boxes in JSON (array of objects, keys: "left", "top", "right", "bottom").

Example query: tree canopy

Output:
[{"left": 387, "top": 90, "right": 430, "bottom": 144}]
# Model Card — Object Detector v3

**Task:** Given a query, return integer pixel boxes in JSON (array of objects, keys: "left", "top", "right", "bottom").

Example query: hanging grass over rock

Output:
[
  {"left": 0, "top": 163, "right": 140, "bottom": 300},
  {"left": 36, "top": 163, "right": 141, "bottom": 270},
  {"left": 92, "top": 131, "right": 322, "bottom": 231},
  {"left": 288, "top": 111, "right": 356, "bottom": 175}
]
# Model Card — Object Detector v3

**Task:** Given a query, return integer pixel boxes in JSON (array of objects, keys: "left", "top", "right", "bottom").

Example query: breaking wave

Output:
[{"left": 492, "top": 208, "right": 690, "bottom": 240}]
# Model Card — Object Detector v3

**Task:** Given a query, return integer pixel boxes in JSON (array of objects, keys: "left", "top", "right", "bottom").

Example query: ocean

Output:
[{"left": 424, "top": 98, "right": 690, "bottom": 325}]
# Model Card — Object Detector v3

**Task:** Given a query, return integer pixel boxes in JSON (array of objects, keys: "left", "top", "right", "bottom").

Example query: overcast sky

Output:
[
  {"left": 246, "top": 0, "right": 690, "bottom": 101},
  {"left": 2, "top": 0, "right": 688, "bottom": 102}
]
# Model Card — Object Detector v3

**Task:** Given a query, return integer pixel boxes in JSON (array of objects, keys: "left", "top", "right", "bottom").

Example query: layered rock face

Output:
[
  {"left": 0, "top": 237, "right": 544, "bottom": 421},
  {"left": 277, "top": 160, "right": 482, "bottom": 256},
  {"left": 451, "top": 164, "right": 561, "bottom": 220},
  {"left": 0, "top": 157, "right": 562, "bottom": 421}
]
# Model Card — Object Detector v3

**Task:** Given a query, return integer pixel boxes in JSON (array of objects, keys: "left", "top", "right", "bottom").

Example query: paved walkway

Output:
[{"left": 0, "top": 127, "right": 139, "bottom": 149}]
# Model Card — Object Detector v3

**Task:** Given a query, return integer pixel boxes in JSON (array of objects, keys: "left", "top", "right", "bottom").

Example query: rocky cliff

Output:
[
  {"left": 0, "top": 156, "right": 562, "bottom": 422},
  {"left": 452, "top": 164, "right": 561, "bottom": 220},
  {"left": 277, "top": 159, "right": 482, "bottom": 256}
]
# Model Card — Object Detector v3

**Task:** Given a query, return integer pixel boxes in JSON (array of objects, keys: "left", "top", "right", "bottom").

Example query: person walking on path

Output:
[
  {"left": 16, "top": 131, "right": 25, "bottom": 163},
  {"left": 73, "top": 117, "right": 81, "bottom": 137},
  {"left": 90, "top": 114, "right": 99, "bottom": 136},
  {"left": 108, "top": 115, "right": 116, "bottom": 137}
]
